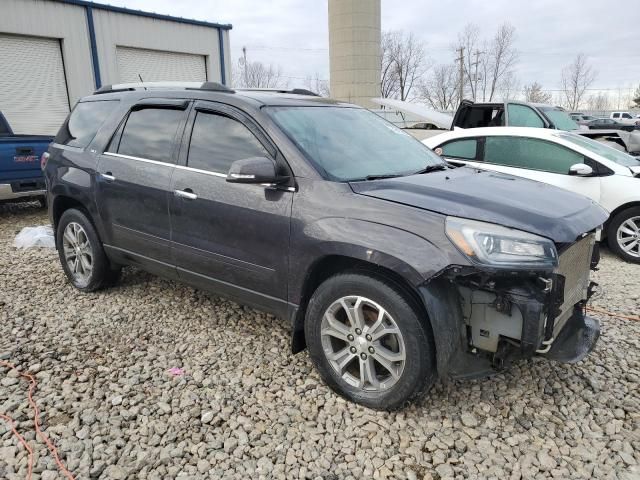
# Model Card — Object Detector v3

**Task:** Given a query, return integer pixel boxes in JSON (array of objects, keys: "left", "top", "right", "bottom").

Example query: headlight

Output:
[{"left": 445, "top": 216, "right": 558, "bottom": 268}]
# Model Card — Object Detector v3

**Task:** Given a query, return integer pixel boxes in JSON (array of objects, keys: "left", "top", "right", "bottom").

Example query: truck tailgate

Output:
[{"left": 0, "top": 136, "right": 52, "bottom": 183}]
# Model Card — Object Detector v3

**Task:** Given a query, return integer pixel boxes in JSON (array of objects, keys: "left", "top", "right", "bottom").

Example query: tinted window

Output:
[
  {"left": 557, "top": 132, "right": 640, "bottom": 167},
  {"left": 117, "top": 108, "right": 185, "bottom": 163},
  {"left": 484, "top": 136, "right": 584, "bottom": 174},
  {"left": 622, "top": 113, "right": 632, "bottom": 119},
  {"left": 538, "top": 107, "right": 579, "bottom": 131},
  {"left": 507, "top": 104, "right": 544, "bottom": 128},
  {"left": 187, "top": 112, "right": 269, "bottom": 173},
  {"left": 55, "top": 101, "right": 118, "bottom": 148},
  {"left": 613, "top": 113, "right": 620, "bottom": 118},
  {"left": 442, "top": 139, "right": 478, "bottom": 159}
]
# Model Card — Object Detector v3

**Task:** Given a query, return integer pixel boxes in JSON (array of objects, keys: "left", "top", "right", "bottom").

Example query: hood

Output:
[
  {"left": 370, "top": 98, "right": 453, "bottom": 130},
  {"left": 350, "top": 167, "right": 608, "bottom": 243}
]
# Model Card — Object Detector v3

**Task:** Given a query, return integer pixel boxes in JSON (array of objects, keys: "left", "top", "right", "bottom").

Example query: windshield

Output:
[
  {"left": 267, "top": 106, "right": 444, "bottom": 181},
  {"left": 538, "top": 107, "right": 580, "bottom": 131},
  {"left": 557, "top": 132, "right": 640, "bottom": 167}
]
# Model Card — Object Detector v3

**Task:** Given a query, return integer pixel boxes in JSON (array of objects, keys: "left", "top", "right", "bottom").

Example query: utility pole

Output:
[
  {"left": 456, "top": 46, "right": 465, "bottom": 106},
  {"left": 472, "top": 50, "right": 483, "bottom": 101},
  {"left": 242, "top": 46, "right": 248, "bottom": 87}
]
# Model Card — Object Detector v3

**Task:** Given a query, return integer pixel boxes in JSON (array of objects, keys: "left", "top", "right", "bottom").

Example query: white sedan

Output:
[{"left": 424, "top": 127, "right": 640, "bottom": 263}]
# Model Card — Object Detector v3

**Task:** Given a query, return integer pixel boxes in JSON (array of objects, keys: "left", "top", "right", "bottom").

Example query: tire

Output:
[
  {"left": 607, "top": 206, "right": 640, "bottom": 263},
  {"left": 56, "top": 208, "right": 121, "bottom": 291},
  {"left": 304, "top": 273, "right": 436, "bottom": 410}
]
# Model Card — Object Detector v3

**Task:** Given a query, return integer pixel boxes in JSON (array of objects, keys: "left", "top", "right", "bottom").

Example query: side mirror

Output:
[
  {"left": 226, "top": 156, "right": 289, "bottom": 185},
  {"left": 568, "top": 163, "right": 593, "bottom": 176}
]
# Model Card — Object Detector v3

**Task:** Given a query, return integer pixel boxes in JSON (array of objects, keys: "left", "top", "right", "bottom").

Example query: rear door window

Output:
[
  {"left": 484, "top": 136, "right": 585, "bottom": 174},
  {"left": 441, "top": 139, "right": 478, "bottom": 160},
  {"left": 187, "top": 111, "right": 269, "bottom": 174},
  {"left": 55, "top": 100, "right": 118, "bottom": 148},
  {"left": 507, "top": 104, "right": 544, "bottom": 128},
  {"left": 114, "top": 107, "right": 186, "bottom": 163},
  {"left": 612, "top": 113, "right": 620, "bottom": 118}
]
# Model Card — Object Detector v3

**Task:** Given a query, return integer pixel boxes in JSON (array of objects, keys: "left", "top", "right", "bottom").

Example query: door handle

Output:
[
  {"left": 100, "top": 172, "right": 116, "bottom": 182},
  {"left": 174, "top": 189, "right": 198, "bottom": 200}
]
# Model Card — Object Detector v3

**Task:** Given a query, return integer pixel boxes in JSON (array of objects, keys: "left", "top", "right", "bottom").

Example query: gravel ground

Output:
[{"left": 1, "top": 202, "right": 639, "bottom": 480}]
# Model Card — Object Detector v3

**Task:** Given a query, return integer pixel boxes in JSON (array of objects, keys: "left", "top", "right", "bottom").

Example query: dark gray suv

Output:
[{"left": 44, "top": 82, "right": 607, "bottom": 409}]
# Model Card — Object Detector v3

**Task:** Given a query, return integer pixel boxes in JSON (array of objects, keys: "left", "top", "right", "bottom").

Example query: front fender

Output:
[{"left": 289, "top": 217, "right": 456, "bottom": 304}]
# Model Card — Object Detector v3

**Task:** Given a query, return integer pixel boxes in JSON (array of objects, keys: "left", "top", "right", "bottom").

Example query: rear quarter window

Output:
[
  {"left": 55, "top": 100, "right": 118, "bottom": 148},
  {"left": 441, "top": 139, "right": 478, "bottom": 159}
]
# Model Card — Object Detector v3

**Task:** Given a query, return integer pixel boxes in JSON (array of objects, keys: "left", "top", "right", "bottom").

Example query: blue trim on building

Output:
[
  {"left": 58, "top": 0, "right": 232, "bottom": 30},
  {"left": 218, "top": 29, "right": 226, "bottom": 85},
  {"left": 85, "top": 6, "right": 102, "bottom": 89}
]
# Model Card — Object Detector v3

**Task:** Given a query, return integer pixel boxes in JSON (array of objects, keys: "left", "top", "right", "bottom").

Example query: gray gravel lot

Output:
[{"left": 1, "top": 202, "right": 639, "bottom": 480}]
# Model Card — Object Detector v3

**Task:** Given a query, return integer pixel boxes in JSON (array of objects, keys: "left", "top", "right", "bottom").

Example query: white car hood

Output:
[{"left": 370, "top": 98, "right": 453, "bottom": 130}]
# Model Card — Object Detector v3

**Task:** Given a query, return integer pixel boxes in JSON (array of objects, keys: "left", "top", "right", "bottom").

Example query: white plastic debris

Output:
[{"left": 13, "top": 225, "right": 55, "bottom": 249}]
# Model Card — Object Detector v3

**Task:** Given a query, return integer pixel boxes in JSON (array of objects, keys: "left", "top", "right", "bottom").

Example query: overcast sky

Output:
[{"left": 107, "top": 0, "right": 639, "bottom": 99}]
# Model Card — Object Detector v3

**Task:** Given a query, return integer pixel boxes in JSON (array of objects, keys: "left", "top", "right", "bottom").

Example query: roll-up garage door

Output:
[
  {"left": 116, "top": 46, "right": 207, "bottom": 83},
  {"left": 0, "top": 34, "right": 70, "bottom": 135}
]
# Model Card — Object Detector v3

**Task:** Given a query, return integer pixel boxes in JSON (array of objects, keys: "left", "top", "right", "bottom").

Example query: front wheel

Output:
[
  {"left": 56, "top": 208, "right": 121, "bottom": 291},
  {"left": 607, "top": 207, "right": 640, "bottom": 263},
  {"left": 304, "top": 273, "right": 436, "bottom": 410}
]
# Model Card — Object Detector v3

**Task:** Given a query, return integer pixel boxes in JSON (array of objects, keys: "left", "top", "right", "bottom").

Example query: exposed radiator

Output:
[{"left": 553, "top": 234, "right": 595, "bottom": 335}]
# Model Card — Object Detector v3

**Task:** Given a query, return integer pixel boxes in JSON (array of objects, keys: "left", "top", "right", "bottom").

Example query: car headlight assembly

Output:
[{"left": 445, "top": 216, "right": 558, "bottom": 268}]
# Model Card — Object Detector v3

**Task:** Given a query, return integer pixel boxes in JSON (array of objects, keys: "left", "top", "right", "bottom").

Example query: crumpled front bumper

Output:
[{"left": 543, "top": 309, "right": 600, "bottom": 364}]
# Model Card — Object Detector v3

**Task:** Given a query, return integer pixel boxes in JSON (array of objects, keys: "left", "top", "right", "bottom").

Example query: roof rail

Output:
[
  {"left": 236, "top": 88, "right": 320, "bottom": 97},
  {"left": 94, "top": 81, "right": 235, "bottom": 95}
]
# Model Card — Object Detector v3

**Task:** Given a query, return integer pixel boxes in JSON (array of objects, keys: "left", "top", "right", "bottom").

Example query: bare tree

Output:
[
  {"left": 500, "top": 71, "right": 519, "bottom": 101},
  {"left": 633, "top": 84, "right": 640, "bottom": 108},
  {"left": 484, "top": 23, "right": 518, "bottom": 101},
  {"left": 587, "top": 92, "right": 611, "bottom": 111},
  {"left": 380, "top": 31, "right": 428, "bottom": 101},
  {"left": 303, "top": 73, "right": 330, "bottom": 97},
  {"left": 456, "top": 23, "right": 518, "bottom": 102},
  {"left": 380, "top": 31, "right": 399, "bottom": 98},
  {"left": 234, "top": 59, "right": 286, "bottom": 89},
  {"left": 561, "top": 53, "right": 597, "bottom": 110},
  {"left": 523, "top": 81, "right": 553, "bottom": 103},
  {"left": 418, "top": 64, "right": 459, "bottom": 111},
  {"left": 456, "top": 24, "right": 481, "bottom": 101}
]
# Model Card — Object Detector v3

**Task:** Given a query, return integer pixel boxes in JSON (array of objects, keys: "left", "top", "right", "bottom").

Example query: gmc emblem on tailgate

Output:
[{"left": 14, "top": 155, "right": 38, "bottom": 163}]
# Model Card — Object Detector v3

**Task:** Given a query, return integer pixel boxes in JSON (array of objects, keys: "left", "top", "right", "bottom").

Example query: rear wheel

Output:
[
  {"left": 607, "top": 207, "right": 640, "bottom": 263},
  {"left": 305, "top": 273, "right": 436, "bottom": 410},
  {"left": 56, "top": 208, "right": 121, "bottom": 291}
]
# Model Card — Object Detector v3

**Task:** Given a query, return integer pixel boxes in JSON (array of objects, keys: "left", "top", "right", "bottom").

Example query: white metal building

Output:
[{"left": 0, "top": 0, "right": 232, "bottom": 135}]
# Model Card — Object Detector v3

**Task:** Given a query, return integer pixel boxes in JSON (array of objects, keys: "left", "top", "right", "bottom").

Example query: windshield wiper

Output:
[
  {"left": 411, "top": 164, "right": 448, "bottom": 175},
  {"left": 364, "top": 173, "right": 405, "bottom": 180}
]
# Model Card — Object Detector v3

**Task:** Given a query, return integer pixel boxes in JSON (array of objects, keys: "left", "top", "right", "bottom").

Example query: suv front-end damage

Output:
[{"left": 421, "top": 225, "right": 601, "bottom": 380}]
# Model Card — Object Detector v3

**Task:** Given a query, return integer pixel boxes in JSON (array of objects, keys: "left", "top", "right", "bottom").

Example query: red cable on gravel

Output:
[
  {"left": 0, "top": 360, "right": 76, "bottom": 480},
  {"left": 0, "top": 413, "right": 33, "bottom": 478},
  {"left": 586, "top": 306, "right": 640, "bottom": 322}
]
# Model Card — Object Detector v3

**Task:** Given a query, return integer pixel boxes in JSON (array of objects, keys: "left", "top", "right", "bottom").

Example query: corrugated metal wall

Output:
[
  {"left": 0, "top": 34, "right": 71, "bottom": 134},
  {"left": 91, "top": 8, "right": 225, "bottom": 87},
  {"left": 116, "top": 46, "right": 207, "bottom": 83},
  {"left": 0, "top": 0, "right": 231, "bottom": 134},
  {"left": 0, "top": 0, "right": 95, "bottom": 107}
]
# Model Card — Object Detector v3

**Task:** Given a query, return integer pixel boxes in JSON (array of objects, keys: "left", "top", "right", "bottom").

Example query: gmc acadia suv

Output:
[{"left": 44, "top": 82, "right": 607, "bottom": 409}]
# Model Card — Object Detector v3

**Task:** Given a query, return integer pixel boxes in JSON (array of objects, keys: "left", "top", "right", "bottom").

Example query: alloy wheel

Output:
[
  {"left": 617, "top": 216, "right": 640, "bottom": 258},
  {"left": 320, "top": 296, "right": 406, "bottom": 392},
  {"left": 62, "top": 222, "right": 93, "bottom": 285}
]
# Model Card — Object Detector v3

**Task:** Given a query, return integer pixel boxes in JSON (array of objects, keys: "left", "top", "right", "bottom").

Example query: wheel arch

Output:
[
  {"left": 290, "top": 254, "right": 437, "bottom": 357},
  {"left": 604, "top": 201, "right": 640, "bottom": 237}
]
